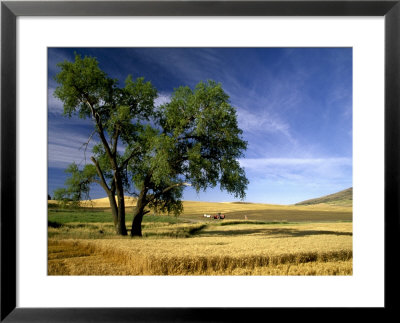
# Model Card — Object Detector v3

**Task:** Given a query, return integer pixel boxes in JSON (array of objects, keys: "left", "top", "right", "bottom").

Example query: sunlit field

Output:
[{"left": 48, "top": 199, "right": 352, "bottom": 276}]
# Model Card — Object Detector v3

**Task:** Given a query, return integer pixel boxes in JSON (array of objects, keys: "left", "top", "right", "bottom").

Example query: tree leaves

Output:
[
  {"left": 157, "top": 80, "right": 249, "bottom": 199},
  {"left": 54, "top": 53, "right": 114, "bottom": 118},
  {"left": 53, "top": 54, "right": 249, "bottom": 222},
  {"left": 53, "top": 162, "right": 96, "bottom": 207}
]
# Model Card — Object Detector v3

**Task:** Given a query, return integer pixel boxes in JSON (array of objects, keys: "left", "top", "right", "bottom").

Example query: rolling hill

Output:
[{"left": 295, "top": 187, "right": 352, "bottom": 207}]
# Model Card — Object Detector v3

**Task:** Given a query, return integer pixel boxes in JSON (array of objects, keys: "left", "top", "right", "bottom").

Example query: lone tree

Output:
[{"left": 54, "top": 53, "right": 248, "bottom": 236}]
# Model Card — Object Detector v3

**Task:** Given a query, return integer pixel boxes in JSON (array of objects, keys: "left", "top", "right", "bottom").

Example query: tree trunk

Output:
[
  {"left": 107, "top": 193, "right": 118, "bottom": 227},
  {"left": 116, "top": 198, "right": 127, "bottom": 236},
  {"left": 131, "top": 188, "right": 147, "bottom": 237},
  {"left": 91, "top": 156, "right": 126, "bottom": 234},
  {"left": 116, "top": 180, "right": 127, "bottom": 236},
  {"left": 131, "top": 206, "right": 145, "bottom": 237}
]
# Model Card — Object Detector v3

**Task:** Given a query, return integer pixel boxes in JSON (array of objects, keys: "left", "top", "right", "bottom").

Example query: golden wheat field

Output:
[{"left": 48, "top": 198, "right": 352, "bottom": 276}]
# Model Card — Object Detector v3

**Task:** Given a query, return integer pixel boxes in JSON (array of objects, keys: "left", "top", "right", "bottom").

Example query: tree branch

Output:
[
  {"left": 176, "top": 134, "right": 201, "bottom": 142},
  {"left": 112, "top": 126, "right": 120, "bottom": 156},
  {"left": 119, "top": 145, "right": 141, "bottom": 170},
  {"left": 90, "top": 156, "right": 111, "bottom": 193},
  {"left": 84, "top": 99, "right": 115, "bottom": 165},
  {"left": 146, "top": 182, "right": 191, "bottom": 204},
  {"left": 125, "top": 188, "right": 139, "bottom": 198},
  {"left": 79, "top": 130, "right": 96, "bottom": 164}
]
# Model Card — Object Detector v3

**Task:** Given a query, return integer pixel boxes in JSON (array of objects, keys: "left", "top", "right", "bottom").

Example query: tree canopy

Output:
[{"left": 54, "top": 53, "right": 248, "bottom": 236}]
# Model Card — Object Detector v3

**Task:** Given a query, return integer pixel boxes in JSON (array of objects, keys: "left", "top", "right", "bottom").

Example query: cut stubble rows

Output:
[{"left": 48, "top": 221, "right": 352, "bottom": 276}]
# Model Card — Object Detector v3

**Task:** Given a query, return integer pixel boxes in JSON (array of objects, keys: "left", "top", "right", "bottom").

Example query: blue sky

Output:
[{"left": 48, "top": 48, "right": 352, "bottom": 204}]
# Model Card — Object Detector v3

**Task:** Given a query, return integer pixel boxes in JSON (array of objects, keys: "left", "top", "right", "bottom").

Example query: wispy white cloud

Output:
[
  {"left": 48, "top": 143, "right": 87, "bottom": 169},
  {"left": 240, "top": 157, "right": 352, "bottom": 168},
  {"left": 154, "top": 93, "right": 171, "bottom": 107},
  {"left": 48, "top": 49, "right": 69, "bottom": 74},
  {"left": 236, "top": 108, "right": 292, "bottom": 139},
  {"left": 47, "top": 48, "right": 353, "bottom": 204},
  {"left": 136, "top": 48, "right": 224, "bottom": 87},
  {"left": 48, "top": 87, "right": 64, "bottom": 114},
  {"left": 239, "top": 157, "right": 352, "bottom": 184},
  {"left": 228, "top": 70, "right": 306, "bottom": 147},
  {"left": 48, "top": 129, "right": 99, "bottom": 168},
  {"left": 48, "top": 126, "right": 129, "bottom": 169}
]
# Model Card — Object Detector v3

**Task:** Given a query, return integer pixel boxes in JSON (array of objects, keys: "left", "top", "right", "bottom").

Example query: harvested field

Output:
[
  {"left": 49, "top": 198, "right": 352, "bottom": 223},
  {"left": 48, "top": 221, "right": 352, "bottom": 276},
  {"left": 48, "top": 199, "right": 352, "bottom": 276}
]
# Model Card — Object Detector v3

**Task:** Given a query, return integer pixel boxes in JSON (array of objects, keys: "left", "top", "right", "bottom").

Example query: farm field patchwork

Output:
[{"left": 48, "top": 200, "right": 352, "bottom": 276}]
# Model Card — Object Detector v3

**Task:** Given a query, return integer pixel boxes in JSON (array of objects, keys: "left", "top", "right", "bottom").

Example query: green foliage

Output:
[
  {"left": 54, "top": 53, "right": 114, "bottom": 118},
  {"left": 125, "top": 80, "right": 249, "bottom": 216},
  {"left": 54, "top": 54, "right": 159, "bottom": 201},
  {"left": 53, "top": 54, "right": 248, "bottom": 226},
  {"left": 53, "top": 163, "right": 96, "bottom": 208},
  {"left": 156, "top": 80, "right": 249, "bottom": 199}
]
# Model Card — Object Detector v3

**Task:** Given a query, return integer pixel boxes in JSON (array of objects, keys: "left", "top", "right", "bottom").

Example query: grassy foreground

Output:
[{"left": 48, "top": 200, "right": 352, "bottom": 276}]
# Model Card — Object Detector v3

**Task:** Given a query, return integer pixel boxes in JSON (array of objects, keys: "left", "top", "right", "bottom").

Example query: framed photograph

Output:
[{"left": 1, "top": 0, "right": 399, "bottom": 321}]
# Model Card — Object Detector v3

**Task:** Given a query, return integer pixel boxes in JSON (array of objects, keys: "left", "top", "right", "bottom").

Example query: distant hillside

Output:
[
  {"left": 49, "top": 196, "right": 137, "bottom": 208},
  {"left": 295, "top": 188, "right": 352, "bottom": 207}
]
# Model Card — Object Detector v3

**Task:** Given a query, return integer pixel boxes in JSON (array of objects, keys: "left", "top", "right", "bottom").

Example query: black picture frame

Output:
[{"left": 1, "top": 1, "right": 399, "bottom": 321}]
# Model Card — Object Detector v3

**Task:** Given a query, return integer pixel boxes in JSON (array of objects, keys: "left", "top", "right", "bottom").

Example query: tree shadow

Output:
[{"left": 198, "top": 228, "right": 352, "bottom": 238}]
